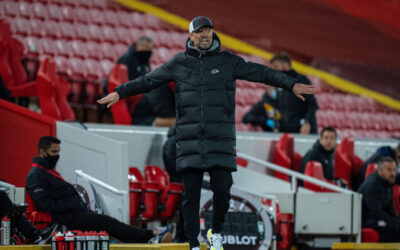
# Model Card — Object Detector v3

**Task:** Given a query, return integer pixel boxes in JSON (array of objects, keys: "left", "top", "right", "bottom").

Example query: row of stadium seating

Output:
[{"left": 1, "top": 0, "right": 399, "bottom": 139}]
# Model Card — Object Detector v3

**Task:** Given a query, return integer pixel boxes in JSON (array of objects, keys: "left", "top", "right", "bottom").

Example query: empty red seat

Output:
[
  {"left": 85, "top": 59, "right": 103, "bottom": 80},
  {"left": 273, "top": 133, "right": 303, "bottom": 181},
  {"left": 36, "top": 57, "right": 62, "bottom": 120},
  {"left": 86, "top": 41, "right": 104, "bottom": 60},
  {"left": 108, "top": 64, "right": 132, "bottom": 124},
  {"left": 116, "top": 11, "right": 132, "bottom": 28},
  {"left": 144, "top": 165, "right": 184, "bottom": 219},
  {"left": 13, "top": 17, "right": 31, "bottom": 36},
  {"left": 55, "top": 40, "right": 72, "bottom": 57},
  {"left": 394, "top": 185, "right": 400, "bottom": 216},
  {"left": 48, "top": 4, "right": 63, "bottom": 21},
  {"left": 60, "top": 5, "right": 75, "bottom": 23},
  {"left": 68, "top": 57, "right": 87, "bottom": 79},
  {"left": 115, "top": 27, "right": 133, "bottom": 45},
  {"left": 74, "top": 24, "right": 90, "bottom": 41},
  {"left": 30, "top": 19, "right": 47, "bottom": 38},
  {"left": 17, "top": 2, "right": 32, "bottom": 18},
  {"left": 104, "top": 10, "right": 118, "bottom": 27},
  {"left": 44, "top": 21, "right": 62, "bottom": 39},
  {"left": 88, "top": 24, "right": 103, "bottom": 42},
  {"left": 102, "top": 26, "right": 118, "bottom": 43},
  {"left": 75, "top": 7, "right": 91, "bottom": 24},
  {"left": 70, "top": 40, "right": 88, "bottom": 59},
  {"left": 59, "top": 22, "right": 76, "bottom": 40},
  {"left": 100, "top": 42, "right": 117, "bottom": 61},
  {"left": 89, "top": 9, "right": 105, "bottom": 26},
  {"left": 361, "top": 228, "right": 380, "bottom": 242},
  {"left": 32, "top": 3, "right": 48, "bottom": 20},
  {"left": 54, "top": 68, "right": 75, "bottom": 120},
  {"left": 128, "top": 167, "right": 160, "bottom": 221},
  {"left": 3, "top": 1, "right": 19, "bottom": 17},
  {"left": 304, "top": 161, "right": 337, "bottom": 192}
]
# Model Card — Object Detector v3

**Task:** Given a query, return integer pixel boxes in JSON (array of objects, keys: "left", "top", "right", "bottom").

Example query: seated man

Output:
[
  {"left": 300, "top": 127, "right": 338, "bottom": 183},
  {"left": 358, "top": 157, "right": 400, "bottom": 242},
  {"left": 0, "top": 190, "right": 57, "bottom": 244},
  {"left": 242, "top": 86, "right": 281, "bottom": 132},
  {"left": 26, "top": 136, "right": 175, "bottom": 244},
  {"left": 354, "top": 143, "right": 400, "bottom": 190}
]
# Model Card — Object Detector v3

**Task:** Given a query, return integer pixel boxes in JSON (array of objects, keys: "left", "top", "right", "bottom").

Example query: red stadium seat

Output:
[
  {"left": 55, "top": 40, "right": 72, "bottom": 57},
  {"left": 104, "top": 10, "right": 118, "bottom": 27},
  {"left": 75, "top": 7, "right": 91, "bottom": 24},
  {"left": 394, "top": 185, "right": 400, "bottom": 216},
  {"left": 128, "top": 167, "right": 144, "bottom": 220},
  {"left": 304, "top": 161, "right": 337, "bottom": 192},
  {"left": 68, "top": 57, "right": 87, "bottom": 79},
  {"left": 36, "top": 57, "right": 62, "bottom": 120},
  {"left": 17, "top": 2, "right": 32, "bottom": 18},
  {"left": 25, "top": 193, "right": 52, "bottom": 230},
  {"left": 3, "top": 1, "right": 19, "bottom": 17},
  {"left": 54, "top": 70, "right": 75, "bottom": 121},
  {"left": 361, "top": 228, "right": 380, "bottom": 243},
  {"left": 102, "top": 26, "right": 118, "bottom": 43},
  {"left": 334, "top": 137, "right": 360, "bottom": 189},
  {"left": 32, "top": 3, "right": 48, "bottom": 20},
  {"left": 88, "top": 24, "right": 103, "bottom": 42},
  {"left": 85, "top": 59, "right": 103, "bottom": 80},
  {"left": 86, "top": 41, "right": 104, "bottom": 60},
  {"left": 144, "top": 165, "right": 184, "bottom": 219},
  {"left": 273, "top": 133, "right": 303, "bottom": 181},
  {"left": 60, "top": 5, "right": 75, "bottom": 23},
  {"left": 89, "top": 9, "right": 105, "bottom": 26},
  {"left": 116, "top": 11, "right": 132, "bottom": 28},
  {"left": 128, "top": 167, "right": 160, "bottom": 221},
  {"left": 108, "top": 64, "right": 132, "bottom": 125},
  {"left": 48, "top": 4, "right": 63, "bottom": 22},
  {"left": 74, "top": 24, "right": 90, "bottom": 41},
  {"left": 59, "top": 22, "right": 76, "bottom": 40}
]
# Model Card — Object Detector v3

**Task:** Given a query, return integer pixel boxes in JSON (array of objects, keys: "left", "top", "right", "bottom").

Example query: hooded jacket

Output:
[
  {"left": 116, "top": 33, "right": 297, "bottom": 172},
  {"left": 300, "top": 140, "right": 335, "bottom": 181}
]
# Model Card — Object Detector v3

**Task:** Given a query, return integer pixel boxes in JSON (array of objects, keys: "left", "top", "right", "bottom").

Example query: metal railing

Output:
[
  {"left": 237, "top": 152, "right": 354, "bottom": 194},
  {"left": 75, "top": 170, "right": 129, "bottom": 223}
]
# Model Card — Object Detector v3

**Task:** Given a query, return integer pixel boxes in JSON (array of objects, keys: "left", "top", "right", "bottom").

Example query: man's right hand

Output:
[{"left": 97, "top": 92, "right": 120, "bottom": 108}]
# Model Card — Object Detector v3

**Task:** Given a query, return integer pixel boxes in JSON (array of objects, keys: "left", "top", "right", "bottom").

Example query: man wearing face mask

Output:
[
  {"left": 118, "top": 36, "right": 176, "bottom": 127},
  {"left": 269, "top": 53, "right": 318, "bottom": 134},
  {"left": 26, "top": 136, "right": 175, "bottom": 244},
  {"left": 242, "top": 86, "right": 281, "bottom": 132}
]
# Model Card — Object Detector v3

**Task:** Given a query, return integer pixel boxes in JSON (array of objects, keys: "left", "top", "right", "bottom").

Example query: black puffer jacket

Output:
[
  {"left": 26, "top": 157, "right": 87, "bottom": 215},
  {"left": 116, "top": 33, "right": 297, "bottom": 173}
]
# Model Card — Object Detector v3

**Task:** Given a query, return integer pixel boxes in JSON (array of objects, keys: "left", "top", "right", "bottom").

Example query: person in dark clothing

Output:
[
  {"left": 117, "top": 37, "right": 176, "bottom": 127},
  {"left": 358, "top": 157, "right": 400, "bottom": 242},
  {"left": 163, "top": 124, "right": 181, "bottom": 183},
  {"left": 269, "top": 53, "right": 318, "bottom": 134},
  {"left": 300, "top": 127, "right": 348, "bottom": 186},
  {"left": 0, "top": 190, "right": 58, "bottom": 244},
  {"left": 98, "top": 16, "right": 315, "bottom": 250},
  {"left": 242, "top": 86, "right": 281, "bottom": 132},
  {"left": 25, "top": 136, "right": 175, "bottom": 244},
  {"left": 354, "top": 144, "right": 400, "bottom": 190}
]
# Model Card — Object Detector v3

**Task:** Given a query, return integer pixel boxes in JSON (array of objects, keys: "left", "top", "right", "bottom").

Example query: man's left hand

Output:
[
  {"left": 292, "top": 83, "right": 316, "bottom": 101},
  {"left": 300, "top": 122, "right": 311, "bottom": 134}
]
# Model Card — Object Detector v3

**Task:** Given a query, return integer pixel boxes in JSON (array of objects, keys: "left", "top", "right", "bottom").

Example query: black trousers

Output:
[
  {"left": 52, "top": 211, "right": 153, "bottom": 243},
  {"left": 364, "top": 219, "right": 400, "bottom": 242},
  {"left": 181, "top": 168, "right": 233, "bottom": 247},
  {"left": 0, "top": 191, "right": 37, "bottom": 241}
]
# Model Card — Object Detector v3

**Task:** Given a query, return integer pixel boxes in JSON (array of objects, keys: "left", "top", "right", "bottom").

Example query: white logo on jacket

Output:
[{"left": 211, "top": 68, "right": 219, "bottom": 74}]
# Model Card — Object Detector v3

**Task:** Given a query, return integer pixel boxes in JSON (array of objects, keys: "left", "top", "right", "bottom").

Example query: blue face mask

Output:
[{"left": 270, "top": 90, "right": 277, "bottom": 99}]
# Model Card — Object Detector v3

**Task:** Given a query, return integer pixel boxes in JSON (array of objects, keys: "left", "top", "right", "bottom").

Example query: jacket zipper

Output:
[{"left": 200, "top": 54, "right": 205, "bottom": 169}]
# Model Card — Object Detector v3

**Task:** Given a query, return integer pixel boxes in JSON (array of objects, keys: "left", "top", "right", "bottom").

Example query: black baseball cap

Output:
[{"left": 189, "top": 16, "right": 213, "bottom": 33}]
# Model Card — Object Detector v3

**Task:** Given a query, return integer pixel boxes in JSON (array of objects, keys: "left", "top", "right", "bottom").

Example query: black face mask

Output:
[
  {"left": 43, "top": 154, "right": 60, "bottom": 169},
  {"left": 134, "top": 51, "right": 152, "bottom": 62}
]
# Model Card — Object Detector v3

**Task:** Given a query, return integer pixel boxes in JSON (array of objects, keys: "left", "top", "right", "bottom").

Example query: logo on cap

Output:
[{"left": 201, "top": 18, "right": 204, "bottom": 22}]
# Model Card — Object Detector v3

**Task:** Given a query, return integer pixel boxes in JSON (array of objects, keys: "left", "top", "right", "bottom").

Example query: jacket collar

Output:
[
  {"left": 32, "top": 156, "right": 54, "bottom": 170},
  {"left": 372, "top": 171, "right": 394, "bottom": 187},
  {"left": 186, "top": 32, "right": 221, "bottom": 57},
  {"left": 313, "top": 140, "right": 335, "bottom": 156}
]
